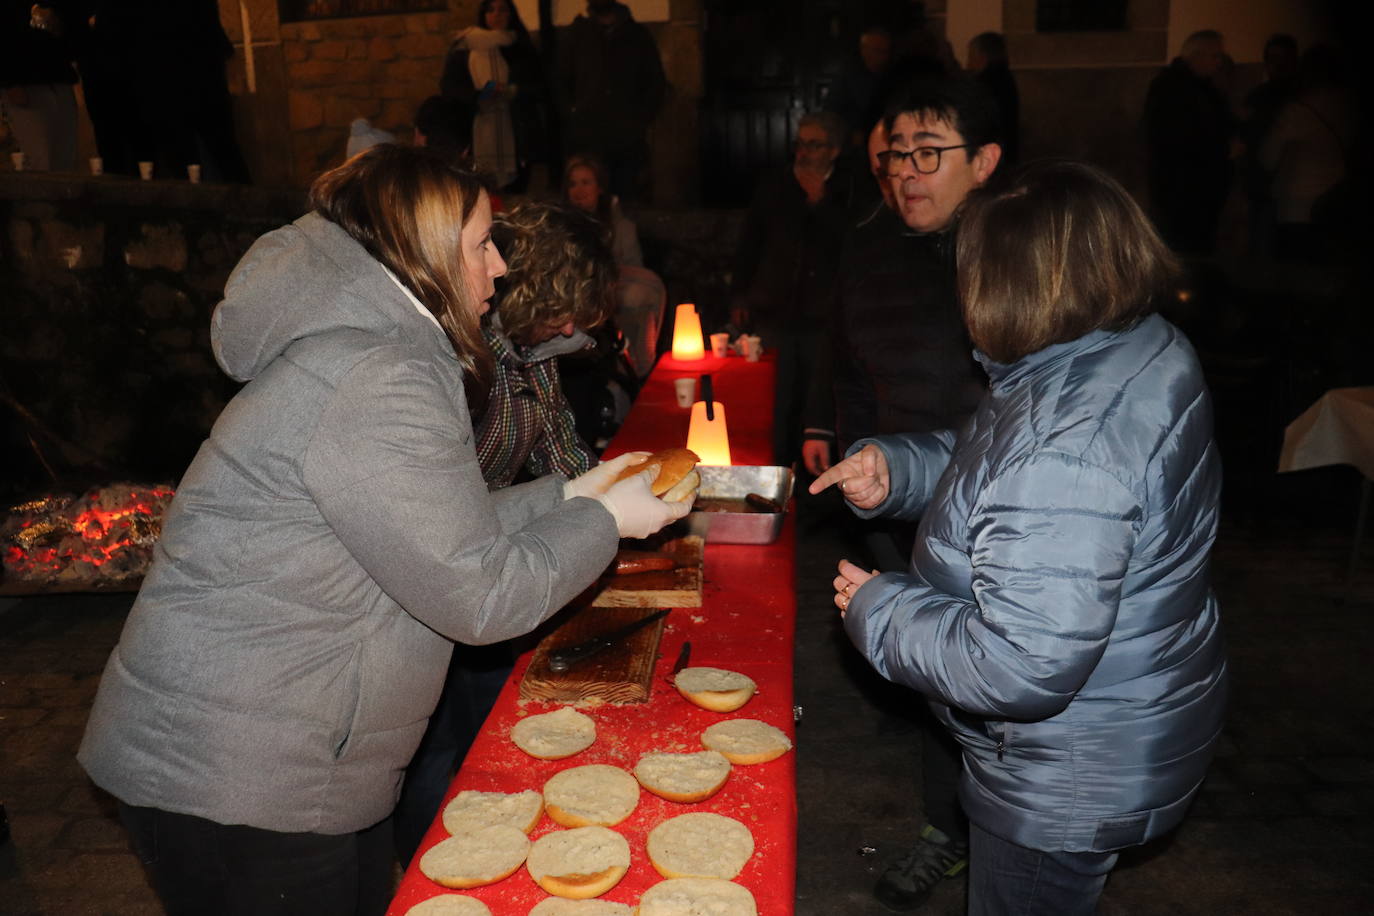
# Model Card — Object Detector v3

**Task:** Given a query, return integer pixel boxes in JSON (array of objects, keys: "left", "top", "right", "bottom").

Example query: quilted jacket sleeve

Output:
[
  {"left": 844, "top": 451, "right": 1142, "bottom": 719},
  {"left": 304, "top": 348, "right": 617, "bottom": 646},
  {"left": 849, "top": 431, "right": 959, "bottom": 523}
]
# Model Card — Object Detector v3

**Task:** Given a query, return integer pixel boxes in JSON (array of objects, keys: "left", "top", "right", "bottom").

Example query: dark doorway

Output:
[
  {"left": 698, "top": 0, "right": 849, "bottom": 207},
  {"left": 699, "top": 0, "right": 936, "bottom": 207}
]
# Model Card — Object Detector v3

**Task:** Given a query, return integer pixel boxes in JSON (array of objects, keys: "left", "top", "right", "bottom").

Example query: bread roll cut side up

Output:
[
  {"left": 647, "top": 812, "right": 756, "bottom": 880},
  {"left": 511, "top": 706, "right": 597, "bottom": 760},
  {"left": 418, "top": 825, "right": 531, "bottom": 889},
  {"left": 637, "top": 877, "right": 758, "bottom": 916},
  {"left": 526, "top": 826, "right": 631, "bottom": 900},
  {"left": 699, "top": 718, "right": 792, "bottom": 766},
  {"left": 543, "top": 764, "right": 640, "bottom": 828},
  {"left": 404, "top": 895, "right": 493, "bottom": 915},
  {"left": 673, "top": 667, "right": 758, "bottom": 713},
  {"left": 442, "top": 789, "right": 544, "bottom": 836},
  {"left": 633, "top": 750, "right": 732, "bottom": 804}
]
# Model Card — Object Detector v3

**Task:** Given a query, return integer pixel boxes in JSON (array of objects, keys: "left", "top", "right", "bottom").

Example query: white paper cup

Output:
[
  {"left": 709, "top": 332, "right": 730, "bottom": 358},
  {"left": 742, "top": 335, "right": 763, "bottom": 362},
  {"left": 89, "top": 156, "right": 103, "bottom": 176},
  {"left": 138, "top": 161, "right": 154, "bottom": 181},
  {"left": 674, "top": 377, "right": 697, "bottom": 408},
  {"left": 10, "top": 151, "right": 25, "bottom": 172},
  {"left": 187, "top": 164, "right": 201, "bottom": 184}
]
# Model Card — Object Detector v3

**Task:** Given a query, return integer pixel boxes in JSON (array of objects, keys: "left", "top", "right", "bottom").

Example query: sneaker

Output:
[{"left": 873, "top": 823, "right": 969, "bottom": 911}]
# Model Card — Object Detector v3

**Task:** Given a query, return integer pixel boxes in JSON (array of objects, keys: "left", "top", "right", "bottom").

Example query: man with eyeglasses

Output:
[{"left": 801, "top": 77, "right": 1000, "bottom": 912}]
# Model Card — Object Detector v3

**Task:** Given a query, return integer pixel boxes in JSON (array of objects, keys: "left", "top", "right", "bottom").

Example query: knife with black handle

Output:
[{"left": 546, "top": 609, "right": 671, "bottom": 673}]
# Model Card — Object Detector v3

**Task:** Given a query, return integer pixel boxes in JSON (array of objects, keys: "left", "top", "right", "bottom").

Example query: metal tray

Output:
[{"left": 683, "top": 465, "right": 793, "bottom": 544}]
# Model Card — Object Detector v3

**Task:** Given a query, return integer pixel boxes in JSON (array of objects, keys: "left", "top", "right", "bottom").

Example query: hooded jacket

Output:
[
  {"left": 844, "top": 314, "right": 1228, "bottom": 853},
  {"left": 79, "top": 212, "right": 618, "bottom": 834}
]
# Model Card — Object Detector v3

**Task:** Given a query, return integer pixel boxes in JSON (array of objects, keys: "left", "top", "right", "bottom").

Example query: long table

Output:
[{"left": 387, "top": 352, "right": 796, "bottom": 915}]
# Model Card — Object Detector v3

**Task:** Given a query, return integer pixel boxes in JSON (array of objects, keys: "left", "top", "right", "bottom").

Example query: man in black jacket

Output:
[
  {"left": 1144, "top": 30, "right": 1236, "bottom": 254},
  {"left": 556, "top": 0, "right": 665, "bottom": 201},
  {"left": 732, "top": 110, "right": 858, "bottom": 466},
  {"left": 802, "top": 77, "right": 1001, "bottom": 911}
]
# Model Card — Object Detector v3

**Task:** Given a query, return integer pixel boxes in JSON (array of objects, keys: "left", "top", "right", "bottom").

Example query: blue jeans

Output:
[
  {"left": 968, "top": 823, "right": 1118, "bottom": 916},
  {"left": 118, "top": 802, "right": 393, "bottom": 916}
]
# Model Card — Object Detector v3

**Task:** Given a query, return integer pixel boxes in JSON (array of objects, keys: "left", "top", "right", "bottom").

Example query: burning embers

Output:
[{"left": 2, "top": 484, "right": 175, "bottom": 593}]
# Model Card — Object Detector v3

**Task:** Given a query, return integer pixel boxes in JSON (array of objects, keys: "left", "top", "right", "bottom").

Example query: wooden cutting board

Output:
[
  {"left": 588, "top": 535, "right": 703, "bottom": 608},
  {"left": 520, "top": 606, "right": 670, "bottom": 704}
]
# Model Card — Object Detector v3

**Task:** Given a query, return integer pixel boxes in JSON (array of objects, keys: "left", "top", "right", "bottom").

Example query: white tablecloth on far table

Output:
[{"left": 1278, "top": 387, "right": 1374, "bottom": 480}]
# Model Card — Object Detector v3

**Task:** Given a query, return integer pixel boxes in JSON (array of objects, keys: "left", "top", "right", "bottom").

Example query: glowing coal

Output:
[{"left": 2, "top": 484, "right": 175, "bottom": 593}]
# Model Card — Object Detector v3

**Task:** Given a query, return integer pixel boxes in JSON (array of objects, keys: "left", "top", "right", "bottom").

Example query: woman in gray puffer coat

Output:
[
  {"left": 812, "top": 160, "right": 1228, "bottom": 915},
  {"left": 78, "top": 145, "right": 687, "bottom": 916}
]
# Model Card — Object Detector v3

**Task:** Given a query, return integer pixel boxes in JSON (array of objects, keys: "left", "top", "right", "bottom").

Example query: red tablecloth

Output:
[{"left": 387, "top": 353, "right": 796, "bottom": 915}]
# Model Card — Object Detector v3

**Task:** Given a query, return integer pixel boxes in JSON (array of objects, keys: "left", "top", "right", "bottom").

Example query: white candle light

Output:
[
  {"left": 671, "top": 303, "right": 705, "bottom": 361},
  {"left": 687, "top": 400, "right": 731, "bottom": 466}
]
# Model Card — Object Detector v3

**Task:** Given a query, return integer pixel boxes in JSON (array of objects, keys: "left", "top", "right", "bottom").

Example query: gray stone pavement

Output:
[{"left": 2, "top": 469, "right": 1373, "bottom": 915}]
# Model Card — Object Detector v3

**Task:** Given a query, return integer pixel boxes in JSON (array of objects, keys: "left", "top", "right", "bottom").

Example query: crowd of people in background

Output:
[
  {"left": 3, "top": 2, "right": 1361, "bottom": 913},
  {"left": 1, "top": 0, "right": 249, "bottom": 181}
]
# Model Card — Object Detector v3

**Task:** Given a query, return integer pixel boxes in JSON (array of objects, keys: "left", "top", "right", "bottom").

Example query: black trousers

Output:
[
  {"left": 117, "top": 802, "right": 394, "bottom": 916},
  {"left": 866, "top": 523, "right": 968, "bottom": 844}
]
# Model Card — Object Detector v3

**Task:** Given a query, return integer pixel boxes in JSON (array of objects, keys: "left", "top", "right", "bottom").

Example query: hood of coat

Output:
[
  {"left": 487, "top": 312, "right": 591, "bottom": 364},
  {"left": 212, "top": 212, "right": 452, "bottom": 382}
]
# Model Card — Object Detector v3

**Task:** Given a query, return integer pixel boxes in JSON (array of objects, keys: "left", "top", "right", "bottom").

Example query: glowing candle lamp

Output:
[
  {"left": 670, "top": 303, "right": 705, "bottom": 361},
  {"left": 687, "top": 400, "right": 732, "bottom": 466}
]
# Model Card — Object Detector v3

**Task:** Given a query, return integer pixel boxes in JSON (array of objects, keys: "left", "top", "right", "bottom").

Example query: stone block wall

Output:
[
  {"left": 1, "top": 173, "right": 305, "bottom": 493},
  {"left": 0, "top": 172, "right": 741, "bottom": 497},
  {"left": 280, "top": 8, "right": 469, "bottom": 182}
]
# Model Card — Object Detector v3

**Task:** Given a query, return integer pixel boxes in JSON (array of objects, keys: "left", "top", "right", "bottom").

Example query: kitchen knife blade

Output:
[
  {"left": 546, "top": 609, "right": 671, "bottom": 673},
  {"left": 670, "top": 640, "right": 692, "bottom": 676},
  {"left": 664, "top": 639, "right": 692, "bottom": 685}
]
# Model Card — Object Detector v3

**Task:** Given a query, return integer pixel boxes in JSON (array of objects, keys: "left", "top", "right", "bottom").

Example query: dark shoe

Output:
[{"left": 873, "top": 823, "right": 969, "bottom": 911}]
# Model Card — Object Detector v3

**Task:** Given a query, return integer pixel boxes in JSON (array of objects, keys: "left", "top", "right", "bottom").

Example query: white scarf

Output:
[{"left": 458, "top": 27, "right": 514, "bottom": 90}]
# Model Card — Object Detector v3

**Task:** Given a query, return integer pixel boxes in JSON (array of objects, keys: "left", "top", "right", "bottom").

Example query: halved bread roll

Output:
[
  {"left": 673, "top": 667, "right": 758, "bottom": 712},
  {"left": 633, "top": 750, "right": 731, "bottom": 803},
  {"left": 405, "top": 895, "right": 493, "bottom": 915},
  {"left": 544, "top": 764, "right": 640, "bottom": 828},
  {"left": 528, "top": 895, "right": 634, "bottom": 915},
  {"left": 637, "top": 877, "right": 758, "bottom": 916},
  {"left": 526, "top": 826, "right": 631, "bottom": 899},
  {"left": 418, "top": 825, "right": 530, "bottom": 889},
  {"left": 442, "top": 789, "right": 544, "bottom": 836},
  {"left": 511, "top": 707, "right": 596, "bottom": 760},
  {"left": 699, "top": 719, "right": 792, "bottom": 765},
  {"left": 647, "top": 812, "right": 755, "bottom": 880},
  {"left": 613, "top": 448, "right": 701, "bottom": 502}
]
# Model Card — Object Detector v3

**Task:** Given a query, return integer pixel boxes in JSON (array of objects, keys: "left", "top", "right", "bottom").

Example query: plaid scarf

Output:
[{"left": 474, "top": 326, "right": 598, "bottom": 488}]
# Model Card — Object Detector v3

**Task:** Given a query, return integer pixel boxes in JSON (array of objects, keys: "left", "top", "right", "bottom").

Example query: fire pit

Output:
[{"left": 1, "top": 484, "right": 175, "bottom": 595}]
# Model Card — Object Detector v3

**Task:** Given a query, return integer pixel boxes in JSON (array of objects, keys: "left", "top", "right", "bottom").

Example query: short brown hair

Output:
[
  {"left": 957, "top": 159, "right": 1179, "bottom": 364},
  {"left": 563, "top": 153, "right": 612, "bottom": 223},
  {"left": 309, "top": 144, "right": 493, "bottom": 400},
  {"left": 491, "top": 201, "right": 616, "bottom": 346}
]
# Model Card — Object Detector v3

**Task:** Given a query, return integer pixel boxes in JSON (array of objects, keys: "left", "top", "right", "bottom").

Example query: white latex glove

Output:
[
  {"left": 564, "top": 451, "right": 651, "bottom": 501},
  {"left": 595, "top": 468, "right": 693, "bottom": 539}
]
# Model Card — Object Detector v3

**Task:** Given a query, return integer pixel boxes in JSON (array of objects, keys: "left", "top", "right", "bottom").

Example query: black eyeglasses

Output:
[
  {"left": 877, "top": 144, "right": 974, "bottom": 176},
  {"left": 794, "top": 139, "right": 833, "bottom": 152}
]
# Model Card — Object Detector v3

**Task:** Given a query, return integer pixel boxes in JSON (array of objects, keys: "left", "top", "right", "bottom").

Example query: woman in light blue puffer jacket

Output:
[{"left": 812, "top": 160, "right": 1228, "bottom": 915}]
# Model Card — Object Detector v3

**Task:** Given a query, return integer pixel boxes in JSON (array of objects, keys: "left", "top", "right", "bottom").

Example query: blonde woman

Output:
[{"left": 79, "top": 145, "right": 685, "bottom": 916}]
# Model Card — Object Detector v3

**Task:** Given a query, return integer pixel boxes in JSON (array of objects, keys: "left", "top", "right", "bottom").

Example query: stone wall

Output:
[
  {"left": 0, "top": 172, "right": 740, "bottom": 496},
  {"left": 1, "top": 173, "right": 305, "bottom": 492},
  {"left": 278, "top": 8, "right": 469, "bottom": 182}
]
